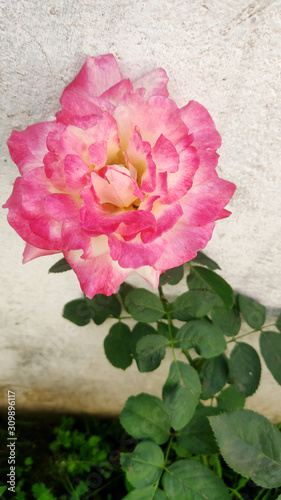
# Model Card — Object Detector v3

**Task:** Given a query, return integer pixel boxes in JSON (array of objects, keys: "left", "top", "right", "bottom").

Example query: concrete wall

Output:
[{"left": 1, "top": 0, "right": 281, "bottom": 419}]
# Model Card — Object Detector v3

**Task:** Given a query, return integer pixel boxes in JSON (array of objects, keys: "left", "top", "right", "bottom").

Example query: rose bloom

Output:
[{"left": 4, "top": 54, "right": 235, "bottom": 298}]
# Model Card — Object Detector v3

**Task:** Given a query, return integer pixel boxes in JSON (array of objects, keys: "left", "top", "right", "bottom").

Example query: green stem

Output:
[
  {"left": 226, "top": 323, "right": 276, "bottom": 344},
  {"left": 152, "top": 435, "right": 174, "bottom": 499},
  {"left": 158, "top": 286, "right": 178, "bottom": 365}
]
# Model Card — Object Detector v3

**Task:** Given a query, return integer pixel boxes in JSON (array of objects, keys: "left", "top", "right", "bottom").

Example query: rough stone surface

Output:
[{"left": 1, "top": 0, "right": 281, "bottom": 418}]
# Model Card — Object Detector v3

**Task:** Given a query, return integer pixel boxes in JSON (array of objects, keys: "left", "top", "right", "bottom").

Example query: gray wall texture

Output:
[{"left": 1, "top": 0, "right": 281, "bottom": 417}]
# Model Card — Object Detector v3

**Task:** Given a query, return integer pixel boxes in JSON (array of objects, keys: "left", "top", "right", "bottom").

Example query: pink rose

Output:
[{"left": 3, "top": 54, "right": 235, "bottom": 298}]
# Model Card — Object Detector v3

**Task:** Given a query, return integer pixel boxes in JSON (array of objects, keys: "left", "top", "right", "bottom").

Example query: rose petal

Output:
[
  {"left": 180, "top": 100, "right": 221, "bottom": 150},
  {"left": 114, "top": 93, "right": 188, "bottom": 150},
  {"left": 64, "top": 248, "right": 131, "bottom": 298},
  {"left": 23, "top": 244, "right": 60, "bottom": 263},
  {"left": 152, "top": 134, "right": 179, "bottom": 173},
  {"left": 154, "top": 222, "right": 216, "bottom": 272},
  {"left": 101, "top": 78, "right": 134, "bottom": 106},
  {"left": 181, "top": 177, "right": 236, "bottom": 226},
  {"left": 61, "top": 54, "right": 122, "bottom": 101},
  {"left": 133, "top": 68, "right": 169, "bottom": 98},
  {"left": 7, "top": 121, "right": 55, "bottom": 176}
]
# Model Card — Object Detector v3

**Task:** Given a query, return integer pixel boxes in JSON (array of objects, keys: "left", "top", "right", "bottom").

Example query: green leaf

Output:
[
  {"left": 120, "top": 393, "right": 170, "bottom": 445},
  {"left": 0, "top": 486, "right": 7, "bottom": 497},
  {"left": 191, "top": 251, "right": 221, "bottom": 270},
  {"left": 86, "top": 293, "right": 121, "bottom": 325},
  {"left": 229, "top": 342, "right": 261, "bottom": 396},
  {"left": 104, "top": 322, "right": 132, "bottom": 370},
  {"left": 136, "top": 334, "right": 169, "bottom": 372},
  {"left": 199, "top": 355, "right": 228, "bottom": 399},
  {"left": 31, "top": 483, "right": 57, "bottom": 500},
  {"left": 211, "top": 306, "right": 241, "bottom": 337},
  {"left": 121, "top": 441, "right": 164, "bottom": 488},
  {"left": 124, "top": 487, "right": 167, "bottom": 499},
  {"left": 131, "top": 323, "right": 157, "bottom": 371},
  {"left": 209, "top": 409, "right": 281, "bottom": 488},
  {"left": 176, "top": 319, "right": 227, "bottom": 358},
  {"left": 171, "top": 290, "right": 217, "bottom": 321},
  {"left": 162, "top": 361, "right": 201, "bottom": 430},
  {"left": 260, "top": 330, "right": 281, "bottom": 384},
  {"left": 159, "top": 265, "right": 184, "bottom": 286},
  {"left": 275, "top": 496, "right": 281, "bottom": 500},
  {"left": 188, "top": 266, "right": 233, "bottom": 308},
  {"left": 163, "top": 459, "right": 230, "bottom": 499},
  {"left": 48, "top": 257, "right": 71, "bottom": 273},
  {"left": 157, "top": 322, "right": 178, "bottom": 340},
  {"left": 237, "top": 294, "right": 266, "bottom": 329},
  {"left": 276, "top": 312, "right": 281, "bottom": 332},
  {"left": 216, "top": 385, "right": 246, "bottom": 410},
  {"left": 63, "top": 299, "right": 91, "bottom": 326},
  {"left": 119, "top": 282, "right": 135, "bottom": 312},
  {"left": 176, "top": 405, "right": 221, "bottom": 455},
  {"left": 125, "top": 289, "right": 165, "bottom": 322}
]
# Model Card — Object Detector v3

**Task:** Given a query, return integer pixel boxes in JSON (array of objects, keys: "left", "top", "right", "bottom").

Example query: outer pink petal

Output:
[
  {"left": 7, "top": 121, "right": 55, "bottom": 176},
  {"left": 135, "top": 266, "right": 160, "bottom": 288},
  {"left": 64, "top": 249, "right": 131, "bottom": 298},
  {"left": 62, "top": 54, "right": 122, "bottom": 101},
  {"left": 44, "top": 193, "right": 81, "bottom": 222},
  {"left": 101, "top": 79, "right": 134, "bottom": 106},
  {"left": 154, "top": 222, "right": 216, "bottom": 272},
  {"left": 133, "top": 68, "right": 169, "bottom": 98},
  {"left": 181, "top": 177, "right": 236, "bottom": 227},
  {"left": 114, "top": 93, "right": 188, "bottom": 150},
  {"left": 109, "top": 234, "right": 166, "bottom": 269},
  {"left": 23, "top": 244, "right": 60, "bottom": 263},
  {"left": 192, "top": 149, "right": 219, "bottom": 185},
  {"left": 57, "top": 91, "right": 103, "bottom": 125},
  {"left": 180, "top": 101, "right": 221, "bottom": 150}
]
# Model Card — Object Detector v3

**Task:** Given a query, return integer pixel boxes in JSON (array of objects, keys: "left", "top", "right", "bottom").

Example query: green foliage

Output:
[
  {"left": 191, "top": 251, "right": 221, "bottom": 270},
  {"left": 136, "top": 334, "right": 169, "bottom": 372},
  {"left": 209, "top": 409, "right": 281, "bottom": 488},
  {"left": 63, "top": 298, "right": 92, "bottom": 326},
  {"left": 187, "top": 265, "right": 234, "bottom": 308},
  {"left": 216, "top": 385, "right": 246, "bottom": 410},
  {"left": 48, "top": 257, "right": 71, "bottom": 273},
  {"left": 211, "top": 305, "right": 241, "bottom": 336},
  {"left": 125, "top": 288, "right": 165, "bottom": 322},
  {"left": 63, "top": 293, "right": 122, "bottom": 326},
  {"left": 171, "top": 290, "right": 216, "bottom": 320},
  {"left": 176, "top": 319, "right": 227, "bottom": 358},
  {"left": 260, "top": 330, "right": 281, "bottom": 384},
  {"left": 123, "top": 487, "right": 167, "bottom": 499},
  {"left": 104, "top": 322, "right": 132, "bottom": 370},
  {"left": 162, "top": 361, "right": 201, "bottom": 430},
  {"left": 58, "top": 253, "right": 281, "bottom": 498},
  {"left": 86, "top": 293, "right": 122, "bottom": 324},
  {"left": 121, "top": 441, "right": 164, "bottom": 488},
  {"left": 229, "top": 342, "right": 261, "bottom": 396},
  {"left": 163, "top": 460, "right": 231, "bottom": 499},
  {"left": 31, "top": 483, "right": 56, "bottom": 500},
  {"left": 237, "top": 294, "right": 266, "bottom": 328},
  {"left": 159, "top": 265, "right": 184, "bottom": 285},
  {"left": 198, "top": 355, "right": 229, "bottom": 399},
  {"left": 176, "top": 405, "right": 221, "bottom": 455},
  {"left": 120, "top": 393, "right": 170, "bottom": 444}
]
